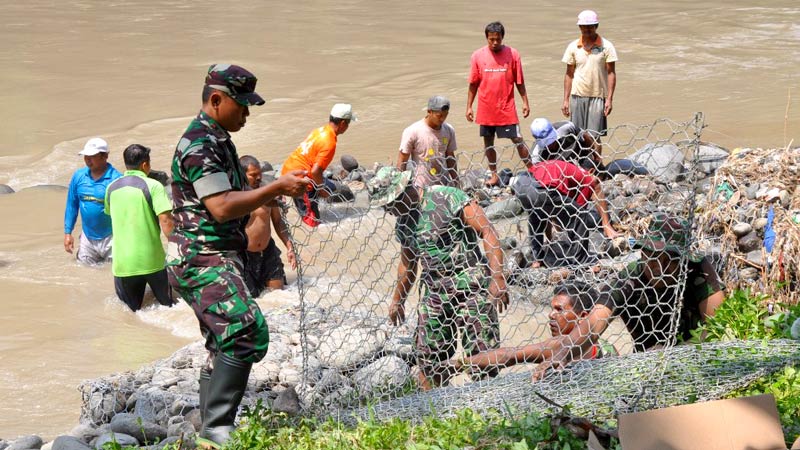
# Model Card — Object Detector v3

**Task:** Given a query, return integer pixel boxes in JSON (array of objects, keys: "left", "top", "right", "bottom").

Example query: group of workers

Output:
[{"left": 58, "top": 10, "right": 725, "bottom": 448}]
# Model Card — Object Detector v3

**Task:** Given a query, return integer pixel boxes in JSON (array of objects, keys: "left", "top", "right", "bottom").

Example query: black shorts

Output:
[
  {"left": 114, "top": 269, "right": 174, "bottom": 311},
  {"left": 244, "top": 239, "right": 286, "bottom": 297},
  {"left": 479, "top": 124, "right": 522, "bottom": 139}
]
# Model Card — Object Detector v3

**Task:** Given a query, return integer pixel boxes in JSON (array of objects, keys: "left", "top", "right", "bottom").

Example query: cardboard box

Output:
[{"left": 588, "top": 394, "right": 795, "bottom": 450}]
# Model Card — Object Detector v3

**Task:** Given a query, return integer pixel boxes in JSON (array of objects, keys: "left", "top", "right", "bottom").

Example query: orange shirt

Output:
[{"left": 281, "top": 124, "right": 338, "bottom": 175}]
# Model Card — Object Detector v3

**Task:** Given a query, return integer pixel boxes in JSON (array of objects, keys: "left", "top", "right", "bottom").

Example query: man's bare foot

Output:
[{"left": 485, "top": 172, "right": 500, "bottom": 187}]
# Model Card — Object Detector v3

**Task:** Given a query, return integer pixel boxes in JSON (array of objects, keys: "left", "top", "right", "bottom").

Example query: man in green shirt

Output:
[{"left": 104, "top": 144, "right": 175, "bottom": 311}]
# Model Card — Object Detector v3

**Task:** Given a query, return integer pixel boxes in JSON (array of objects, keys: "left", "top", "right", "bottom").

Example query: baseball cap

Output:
[
  {"left": 633, "top": 214, "right": 702, "bottom": 262},
  {"left": 577, "top": 10, "right": 599, "bottom": 26},
  {"left": 330, "top": 103, "right": 358, "bottom": 121},
  {"left": 204, "top": 64, "right": 265, "bottom": 107},
  {"left": 79, "top": 137, "right": 109, "bottom": 156},
  {"left": 530, "top": 118, "right": 558, "bottom": 149},
  {"left": 427, "top": 95, "right": 450, "bottom": 112},
  {"left": 366, "top": 166, "right": 412, "bottom": 207}
]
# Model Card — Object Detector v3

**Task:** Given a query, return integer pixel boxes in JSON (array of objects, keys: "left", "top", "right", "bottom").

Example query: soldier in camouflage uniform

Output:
[
  {"left": 532, "top": 215, "right": 726, "bottom": 380},
  {"left": 167, "top": 64, "right": 310, "bottom": 446},
  {"left": 367, "top": 167, "right": 509, "bottom": 390}
]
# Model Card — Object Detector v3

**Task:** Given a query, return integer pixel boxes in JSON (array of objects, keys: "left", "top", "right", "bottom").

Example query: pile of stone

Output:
[
  {"left": 696, "top": 146, "right": 800, "bottom": 303},
  {"left": 4, "top": 305, "right": 414, "bottom": 449}
]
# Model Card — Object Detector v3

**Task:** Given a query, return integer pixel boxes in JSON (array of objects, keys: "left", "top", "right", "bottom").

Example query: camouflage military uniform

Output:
[
  {"left": 597, "top": 215, "right": 724, "bottom": 352},
  {"left": 168, "top": 109, "right": 269, "bottom": 363},
  {"left": 396, "top": 185, "right": 500, "bottom": 383}
]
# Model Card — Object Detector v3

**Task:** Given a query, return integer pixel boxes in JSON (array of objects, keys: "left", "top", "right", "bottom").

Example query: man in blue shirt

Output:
[{"left": 63, "top": 137, "right": 122, "bottom": 265}]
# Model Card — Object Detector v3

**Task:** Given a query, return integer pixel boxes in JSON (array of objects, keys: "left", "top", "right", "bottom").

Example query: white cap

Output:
[
  {"left": 577, "top": 10, "right": 599, "bottom": 26},
  {"left": 79, "top": 138, "right": 109, "bottom": 156},
  {"left": 530, "top": 118, "right": 557, "bottom": 150},
  {"left": 330, "top": 103, "right": 358, "bottom": 122}
]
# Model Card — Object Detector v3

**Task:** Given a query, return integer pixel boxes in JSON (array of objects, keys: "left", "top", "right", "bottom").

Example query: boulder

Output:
[
  {"left": 133, "top": 387, "right": 178, "bottom": 425},
  {"left": 81, "top": 385, "right": 128, "bottom": 425},
  {"left": 693, "top": 143, "right": 729, "bottom": 174},
  {"left": 8, "top": 436, "right": 43, "bottom": 450},
  {"left": 260, "top": 161, "right": 274, "bottom": 172},
  {"left": 746, "top": 250, "right": 764, "bottom": 267},
  {"left": 109, "top": 413, "right": 168, "bottom": 444},
  {"left": 0, "top": 184, "right": 13, "bottom": 195},
  {"left": 327, "top": 181, "right": 355, "bottom": 203},
  {"left": 167, "top": 421, "right": 196, "bottom": 437},
  {"left": 273, "top": 385, "right": 302, "bottom": 416},
  {"left": 341, "top": 155, "right": 359, "bottom": 172},
  {"left": 316, "top": 326, "right": 387, "bottom": 369},
  {"left": 353, "top": 356, "right": 410, "bottom": 400},
  {"left": 93, "top": 432, "right": 138, "bottom": 449},
  {"left": 184, "top": 409, "right": 202, "bottom": 434},
  {"left": 50, "top": 436, "right": 90, "bottom": 450},
  {"left": 629, "top": 143, "right": 685, "bottom": 183}
]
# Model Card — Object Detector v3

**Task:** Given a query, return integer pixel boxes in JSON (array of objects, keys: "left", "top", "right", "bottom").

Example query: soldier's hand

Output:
[
  {"left": 389, "top": 299, "right": 406, "bottom": 326},
  {"left": 488, "top": 275, "right": 509, "bottom": 313},
  {"left": 276, "top": 170, "right": 312, "bottom": 197},
  {"left": 64, "top": 234, "right": 74, "bottom": 254}
]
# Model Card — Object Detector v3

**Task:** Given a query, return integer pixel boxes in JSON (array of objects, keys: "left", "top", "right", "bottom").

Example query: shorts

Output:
[
  {"left": 114, "top": 268, "right": 174, "bottom": 311},
  {"left": 415, "top": 279, "right": 500, "bottom": 385},
  {"left": 569, "top": 95, "right": 607, "bottom": 136},
  {"left": 244, "top": 239, "right": 286, "bottom": 297},
  {"left": 167, "top": 254, "right": 270, "bottom": 363},
  {"left": 77, "top": 234, "right": 112, "bottom": 265},
  {"left": 479, "top": 124, "right": 522, "bottom": 140}
]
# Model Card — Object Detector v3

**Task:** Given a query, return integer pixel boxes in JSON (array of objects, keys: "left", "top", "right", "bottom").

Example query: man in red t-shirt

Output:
[
  {"left": 514, "top": 160, "right": 618, "bottom": 267},
  {"left": 466, "top": 21, "right": 532, "bottom": 187}
]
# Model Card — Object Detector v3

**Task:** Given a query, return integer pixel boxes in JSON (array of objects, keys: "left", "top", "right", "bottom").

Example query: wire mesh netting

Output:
[{"left": 269, "top": 112, "right": 791, "bottom": 424}]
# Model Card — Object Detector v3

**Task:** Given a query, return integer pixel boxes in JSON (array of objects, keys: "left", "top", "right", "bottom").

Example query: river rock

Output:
[
  {"left": 94, "top": 432, "right": 138, "bottom": 449},
  {"left": 147, "top": 170, "right": 170, "bottom": 186},
  {"left": 316, "top": 326, "right": 387, "bottom": 369},
  {"left": 737, "top": 231, "right": 762, "bottom": 253},
  {"left": 273, "top": 385, "right": 302, "bottom": 416},
  {"left": 753, "top": 217, "right": 768, "bottom": 231},
  {"left": 629, "top": 143, "right": 685, "bottom": 183},
  {"left": 731, "top": 222, "right": 752, "bottom": 237},
  {"left": 8, "top": 436, "right": 43, "bottom": 450},
  {"left": 108, "top": 413, "right": 167, "bottom": 445},
  {"left": 746, "top": 250, "right": 765, "bottom": 267},
  {"left": 780, "top": 190, "right": 791, "bottom": 208},
  {"left": 485, "top": 197, "right": 523, "bottom": 220},
  {"left": 82, "top": 386, "right": 127, "bottom": 425},
  {"left": 133, "top": 386, "right": 178, "bottom": 425},
  {"left": 18, "top": 184, "right": 68, "bottom": 193},
  {"left": 49, "top": 436, "right": 90, "bottom": 450},
  {"left": 459, "top": 170, "right": 485, "bottom": 193},
  {"left": 740, "top": 267, "right": 760, "bottom": 281},
  {"left": 167, "top": 421, "right": 196, "bottom": 437},
  {"left": 67, "top": 424, "right": 99, "bottom": 444},
  {"left": 341, "top": 155, "right": 359, "bottom": 172},
  {"left": 328, "top": 181, "right": 355, "bottom": 203},
  {"left": 694, "top": 143, "right": 729, "bottom": 174},
  {"left": 353, "top": 356, "right": 410, "bottom": 399},
  {"left": 260, "top": 161, "right": 274, "bottom": 172},
  {"left": 184, "top": 409, "right": 202, "bottom": 434},
  {"left": 138, "top": 436, "right": 179, "bottom": 450},
  {"left": 0, "top": 184, "right": 13, "bottom": 195},
  {"left": 745, "top": 184, "right": 760, "bottom": 200}
]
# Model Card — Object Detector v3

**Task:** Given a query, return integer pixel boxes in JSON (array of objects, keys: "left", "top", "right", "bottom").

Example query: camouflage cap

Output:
[
  {"left": 367, "top": 166, "right": 412, "bottom": 207},
  {"left": 204, "top": 64, "right": 265, "bottom": 107},
  {"left": 633, "top": 214, "right": 702, "bottom": 262}
]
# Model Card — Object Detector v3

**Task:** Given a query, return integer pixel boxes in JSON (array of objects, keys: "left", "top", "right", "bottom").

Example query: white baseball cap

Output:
[
  {"left": 79, "top": 137, "right": 109, "bottom": 156},
  {"left": 530, "top": 118, "right": 557, "bottom": 150},
  {"left": 577, "top": 10, "right": 599, "bottom": 26},
  {"left": 330, "top": 103, "right": 358, "bottom": 122}
]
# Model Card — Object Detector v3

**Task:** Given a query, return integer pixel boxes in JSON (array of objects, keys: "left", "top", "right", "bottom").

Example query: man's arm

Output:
[
  {"left": 562, "top": 65, "right": 575, "bottom": 117},
  {"left": 466, "top": 83, "right": 479, "bottom": 122},
  {"left": 397, "top": 151, "right": 411, "bottom": 172},
  {"left": 590, "top": 178, "right": 619, "bottom": 239},
  {"left": 203, "top": 171, "right": 310, "bottom": 223},
  {"left": 605, "top": 62, "right": 616, "bottom": 117},
  {"left": 461, "top": 201, "right": 508, "bottom": 313},
  {"left": 445, "top": 146, "right": 458, "bottom": 186},
  {"left": 389, "top": 245, "right": 418, "bottom": 326},
  {"left": 158, "top": 212, "right": 174, "bottom": 237},
  {"left": 63, "top": 174, "right": 80, "bottom": 253},
  {"left": 516, "top": 83, "right": 530, "bottom": 119},
  {"left": 532, "top": 303, "right": 615, "bottom": 381},
  {"left": 270, "top": 205, "right": 296, "bottom": 270}
]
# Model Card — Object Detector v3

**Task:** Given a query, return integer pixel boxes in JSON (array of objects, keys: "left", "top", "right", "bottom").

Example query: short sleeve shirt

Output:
[
  {"left": 104, "top": 170, "right": 172, "bottom": 277},
  {"left": 468, "top": 45, "right": 525, "bottom": 126},
  {"left": 281, "top": 124, "right": 338, "bottom": 175},
  {"left": 399, "top": 119, "right": 457, "bottom": 188},
  {"left": 537, "top": 121, "right": 594, "bottom": 167},
  {"left": 168, "top": 111, "right": 249, "bottom": 267},
  {"left": 395, "top": 186, "right": 484, "bottom": 290},
  {"left": 598, "top": 256, "right": 724, "bottom": 352},
  {"left": 562, "top": 36, "right": 618, "bottom": 98},
  {"left": 529, "top": 160, "right": 595, "bottom": 207}
]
